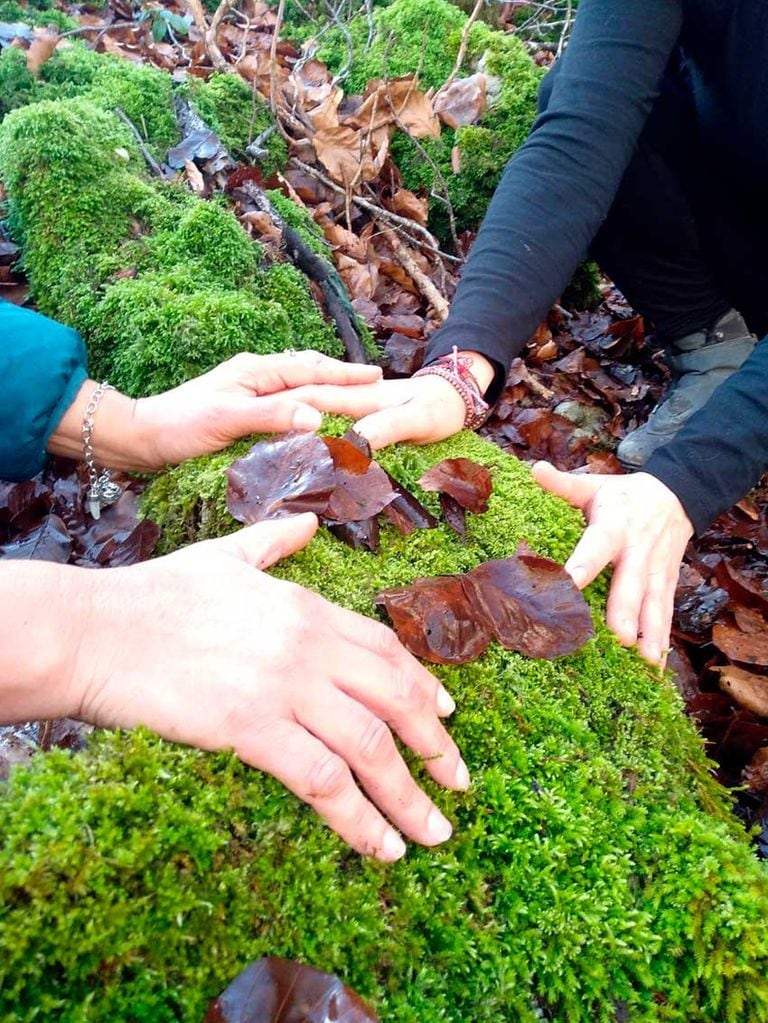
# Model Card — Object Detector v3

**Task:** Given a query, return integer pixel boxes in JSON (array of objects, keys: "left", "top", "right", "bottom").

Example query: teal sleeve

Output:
[{"left": 0, "top": 302, "right": 88, "bottom": 481}]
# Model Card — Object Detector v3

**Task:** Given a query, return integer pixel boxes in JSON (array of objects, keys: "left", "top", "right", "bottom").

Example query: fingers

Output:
[
  {"left": 298, "top": 687, "right": 455, "bottom": 850},
  {"left": 329, "top": 642, "right": 468, "bottom": 792},
  {"left": 223, "top": 395, "right": 324, "bottom": 436},
  {"left": 605, "top": 542, "right": 654, "bottom": 646},
  {"left": 288, "top": 381, "right": 395, "bottom": 418},
  {"left": 531, "top": 461, "right": 599, "bottom": 511},
  {"left": 637, "top": 564, "right": 677, "bottom": 664},
  {"left": 356, "top": 378, "right": 465, "bottom": 449},
  {"left": 231, "top": 351, "right": 382, "bottom": 395},
  {"left": 563, "top": 519, "right": 626, "bottom": 590},
  {"left": 209, "top": 514, "right": 319, "bottom": 569},
  {"left": 239, "top": 719, "right": 408, "bottom": 860}
]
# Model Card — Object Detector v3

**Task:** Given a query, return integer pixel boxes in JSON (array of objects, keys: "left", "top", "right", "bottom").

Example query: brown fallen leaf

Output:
[
  {"left": 440, "top": 493, "right": 466, "bottom": 537},
  {"left": 376, "top": 575, "right": 492, "bottom": 665},
  {"left": 463, "top": 546, "right": 594, "bottom": 659},
  {"left": 712, "top": 621, "right": 768, "bottom": 666},
  {"left": 227, "top": 433, "right": 335, "bottom": 524},
  {"left": 26, "top": 29, "right": 59, "bottom": 73},
  {"left": 718, "top": 665, "right": 768, "bottom": 718},
  {"left": 433, "top": 73, "right": 487, "bottom": 129},
  {"left": 743, "top": 746, "right": 768, "bottom": 794},
  {"left": 205, "top": 956, "right": 379, "bottom": 1023},
  {"left": 377, "top": 543, "right": 593, "bottom": 664},
  {"left": 418, "top": 457, "right": 492, "bottom": 514},
  {"left": 390, "top": 188, "right": 428, "bottom": 226},
  {"left": 321, "top": 436, "right": 396, "bottom": 522}
]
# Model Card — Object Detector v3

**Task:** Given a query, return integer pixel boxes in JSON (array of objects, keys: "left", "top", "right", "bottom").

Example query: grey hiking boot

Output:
[{"left": 617, "top": 309, "right": 756, "bottom": 469}]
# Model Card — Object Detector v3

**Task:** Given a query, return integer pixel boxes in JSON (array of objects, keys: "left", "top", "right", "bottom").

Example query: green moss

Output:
[
  {"left": 38, "top": 44, "right": 177, "bottom": 153},
  {"left": 3, "top": 428, "right": 768, "bottom": 1020},
  {"left": 562, "top": 259, "right": 603, "bottom": 311},
  {"left": 0, "top": 46, "right": 39, "bottom": 120},
  {"left": 266, "top": 187, "right": 330, "bottom": 256},
  {"left": 319, "top": 0, "right": 468, "bottom": 93},
  {"left": 0, "top": 94, "right": 347, "bottom": 395},
  {"left": 318, "top": 0, "right": 543, "bottom": 242},
  {"left": 0, "top": 0, "right": 75, "bottom": 30},
  {"left": 188, "top": 73, "right": 286, "bottom": 176}
]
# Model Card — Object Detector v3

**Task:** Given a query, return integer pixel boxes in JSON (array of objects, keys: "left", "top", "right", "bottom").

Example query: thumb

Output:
[
  {"left": 531, "top": 460, "right": 598, "bottom": 511},
  {"left": 209, "top": 513, "right": 319, "bottom": 569}
]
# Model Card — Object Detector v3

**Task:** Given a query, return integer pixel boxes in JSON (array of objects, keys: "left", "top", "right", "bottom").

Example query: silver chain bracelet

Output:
[{"left": 82, "top": 382, "right": 122, "bottom": 520}]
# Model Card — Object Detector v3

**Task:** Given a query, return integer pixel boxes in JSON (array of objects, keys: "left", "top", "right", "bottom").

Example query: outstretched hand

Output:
[
  {"left": 137, "top": 350, "right": 384, "bottom": 468},
  {"left": 532, "top": 463, "right": 693, "bottom": 664},
  {"left": 72, "top": 514, "right": 468, "bottom": 860}
]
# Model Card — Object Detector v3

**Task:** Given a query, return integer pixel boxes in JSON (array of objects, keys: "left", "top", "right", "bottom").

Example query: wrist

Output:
[
  {"left": 47, "top": 380, "right": 159, "bottom": 473},
  {"left": 0, "top": 563, "right": 92, "bottom": 723},
  {"left": 456, "top": 351, "right": 496, "bottom": 395}
]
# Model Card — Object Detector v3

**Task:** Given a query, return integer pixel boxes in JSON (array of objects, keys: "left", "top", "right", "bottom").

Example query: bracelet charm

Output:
[{"left": 82, "top": 382, "right": 122, "bottom": 520}]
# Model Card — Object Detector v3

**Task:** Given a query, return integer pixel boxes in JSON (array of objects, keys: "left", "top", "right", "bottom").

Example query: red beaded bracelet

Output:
[{"left": 413, "top": 346, "right": 490, "bottom": 430}]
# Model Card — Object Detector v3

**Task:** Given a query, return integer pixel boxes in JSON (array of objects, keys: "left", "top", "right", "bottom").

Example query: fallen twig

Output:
[
  {"left": 388, "top": 232, "right": 449, "bottom": 320},
  {"left": 443, "top": 0, "right": 484, "bottom": 90},
  {"left": 114, "top": 106, "right": 166, "bottom": 178}
]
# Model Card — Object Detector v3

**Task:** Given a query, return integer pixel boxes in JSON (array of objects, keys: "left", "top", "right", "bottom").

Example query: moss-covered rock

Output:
[
  {"left": 0, "top": 93, "right": 342, "bottom": 394},
  {"left": 2, "top": 427, "right": 768, "bottom": 1021}
]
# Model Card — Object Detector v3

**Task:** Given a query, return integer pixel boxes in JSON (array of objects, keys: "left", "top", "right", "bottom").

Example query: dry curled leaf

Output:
[
  {"left": 227, "top": 433, "right": 335, "bottom": 524},
  {"left": 418, "top": 457, "right": 492, "bottom": 514},
  {"left": 204, "top": 956, "right": 379, "bottom": 1023},
  {"left": 718, "top": 665, "right": 768, "bottom": 719},
  {"left": 713, "top": 622, "right": 768, "bottom": 667},
  {"left": 433, "top": 73, "right": 487, "bottom": 129}
]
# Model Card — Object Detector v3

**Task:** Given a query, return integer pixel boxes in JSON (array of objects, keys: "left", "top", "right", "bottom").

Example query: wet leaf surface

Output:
[
  {"left": 418, "top": 457, "right": 492, "bottom": 514},
  {"left": 718, "top": 666, "right": 768, "bottom": 718},
  {"left": 0, "top": 514, "right": 71, "bottom": 563},
  {"left": 439, "top": 493, "right": 466, "bottom": 537},
  {"left": 377, "top": 544, "right": 593, "bottom": 663},
  {"left": 321, "top": 436, "right": 396, "bottom": 522},
  {"left": 463, "top": 547, "right": 594, "bottom": 659},
  {"left": 376, "top": 575, "right": 492, "bottom": 665},
  {"left": 227, "top": 434, "right": 335, "bottom": 524},
  {"left": 204, "top": 957, "right": 379, "bottom": 1023}
]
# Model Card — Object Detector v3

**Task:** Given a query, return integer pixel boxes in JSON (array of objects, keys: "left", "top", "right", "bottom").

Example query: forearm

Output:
[
  {"left": 46, "top": 380, "right": 160, "bottom": 473},
  {"left": 0, "top": 562, "right": 86, "bottom": 724}
]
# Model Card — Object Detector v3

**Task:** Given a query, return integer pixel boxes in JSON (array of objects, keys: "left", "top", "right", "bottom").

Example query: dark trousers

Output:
[{"left": 540, "top": 62, "right": 768, "bottom": 343}]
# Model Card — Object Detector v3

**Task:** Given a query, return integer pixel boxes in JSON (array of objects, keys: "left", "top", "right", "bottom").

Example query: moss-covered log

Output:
[
  {"left": 0, "top": 77, "right": 341, "bottom": 394},
  {"left": 2, "top": 426, "right": 768, "bottom": 1021}
]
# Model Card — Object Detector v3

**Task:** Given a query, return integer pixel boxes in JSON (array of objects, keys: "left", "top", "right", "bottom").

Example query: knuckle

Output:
[
  {"left": 304, "top": 751, "right": 350, "bottom": 802},
  {"left": 389, "top": 667, "right": 426, "bottom": 710},
  {"left": 357, "top": 716, "right": 395, "bottom": 765}
]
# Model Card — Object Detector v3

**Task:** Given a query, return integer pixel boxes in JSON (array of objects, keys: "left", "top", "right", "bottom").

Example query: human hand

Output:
[
  {"left": 137, "top": 350, "right": 383, "bottom": 468},
  {"left": 288, "top": 351, "right": 496, "bottom": 450},
  {"left": 69, "top": 514, "right": 468, "bottom": 860},
  {"left": 531, "top": 463, "right": 693, "bottom": 664}
]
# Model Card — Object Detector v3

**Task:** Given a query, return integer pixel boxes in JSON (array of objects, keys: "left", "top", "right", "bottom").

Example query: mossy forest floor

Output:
[{"left": 1, "top": 0, "right": 768, "bottom": 1020}]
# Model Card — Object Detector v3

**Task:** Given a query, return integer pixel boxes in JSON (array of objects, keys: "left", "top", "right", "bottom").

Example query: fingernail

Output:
[
  {"left": 455, "top": 759, "right": 470, "bottom": 791},
  {"left": 427, "top": 808, "right": 453, "bottom": 844},
  {"left": 568, "top": 565, "right": 586, "bottom": 587},
  {"left": 381, "top": 830, "right": 406, "bottom": 861},
  {"left": 437, "top": 685, "right": 455, "bottom": 716},
  {"left": 293, "top": 407, "right": 322, "bottom": 431}
]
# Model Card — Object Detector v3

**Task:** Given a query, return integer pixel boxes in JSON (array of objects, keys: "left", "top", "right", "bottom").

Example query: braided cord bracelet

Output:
[{"left": 413, "top": 346, "right": 490, "bottom": 430}]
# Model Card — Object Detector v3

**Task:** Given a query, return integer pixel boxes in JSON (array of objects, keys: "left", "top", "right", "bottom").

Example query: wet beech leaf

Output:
[
  {"left": 227, "top": 433, "right": 335, "bottom": 524},
  {"left": 419, "top": 457, "right": 492, "bottom": 514},
  {"left": 463, "top": 548, "right": 594, "bottom": 659},
  {"left": 204, "top": 956, "right": 379, "bottom": 1023},
  {"left": 328, "top": 516, "right": 380, "bottom": 552},
  {"left": 376, "top": 576, "right": 491, "bottom": 664},
  {"left": 321, "top": 436, "right": 396, "bottom": 522},
  {"left": 713, "top": 622, "right": 768, "bottom": 666},
  {"left": 75, "top": 492, "right": 159, "bottom": 567},
  {"left": 0, "top": 514, "right": 71, "bottom": 563},
  {"left": 439, "top": 493, "right": 466, "bottom": 537}
]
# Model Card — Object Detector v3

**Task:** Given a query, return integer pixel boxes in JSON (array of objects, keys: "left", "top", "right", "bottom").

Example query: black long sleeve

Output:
[
  {"left": 645, "top": 336, "right": 768, "bottom": 535},
  {"left": 425, "top": 0, "right": 683, "bottom": 390}
]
